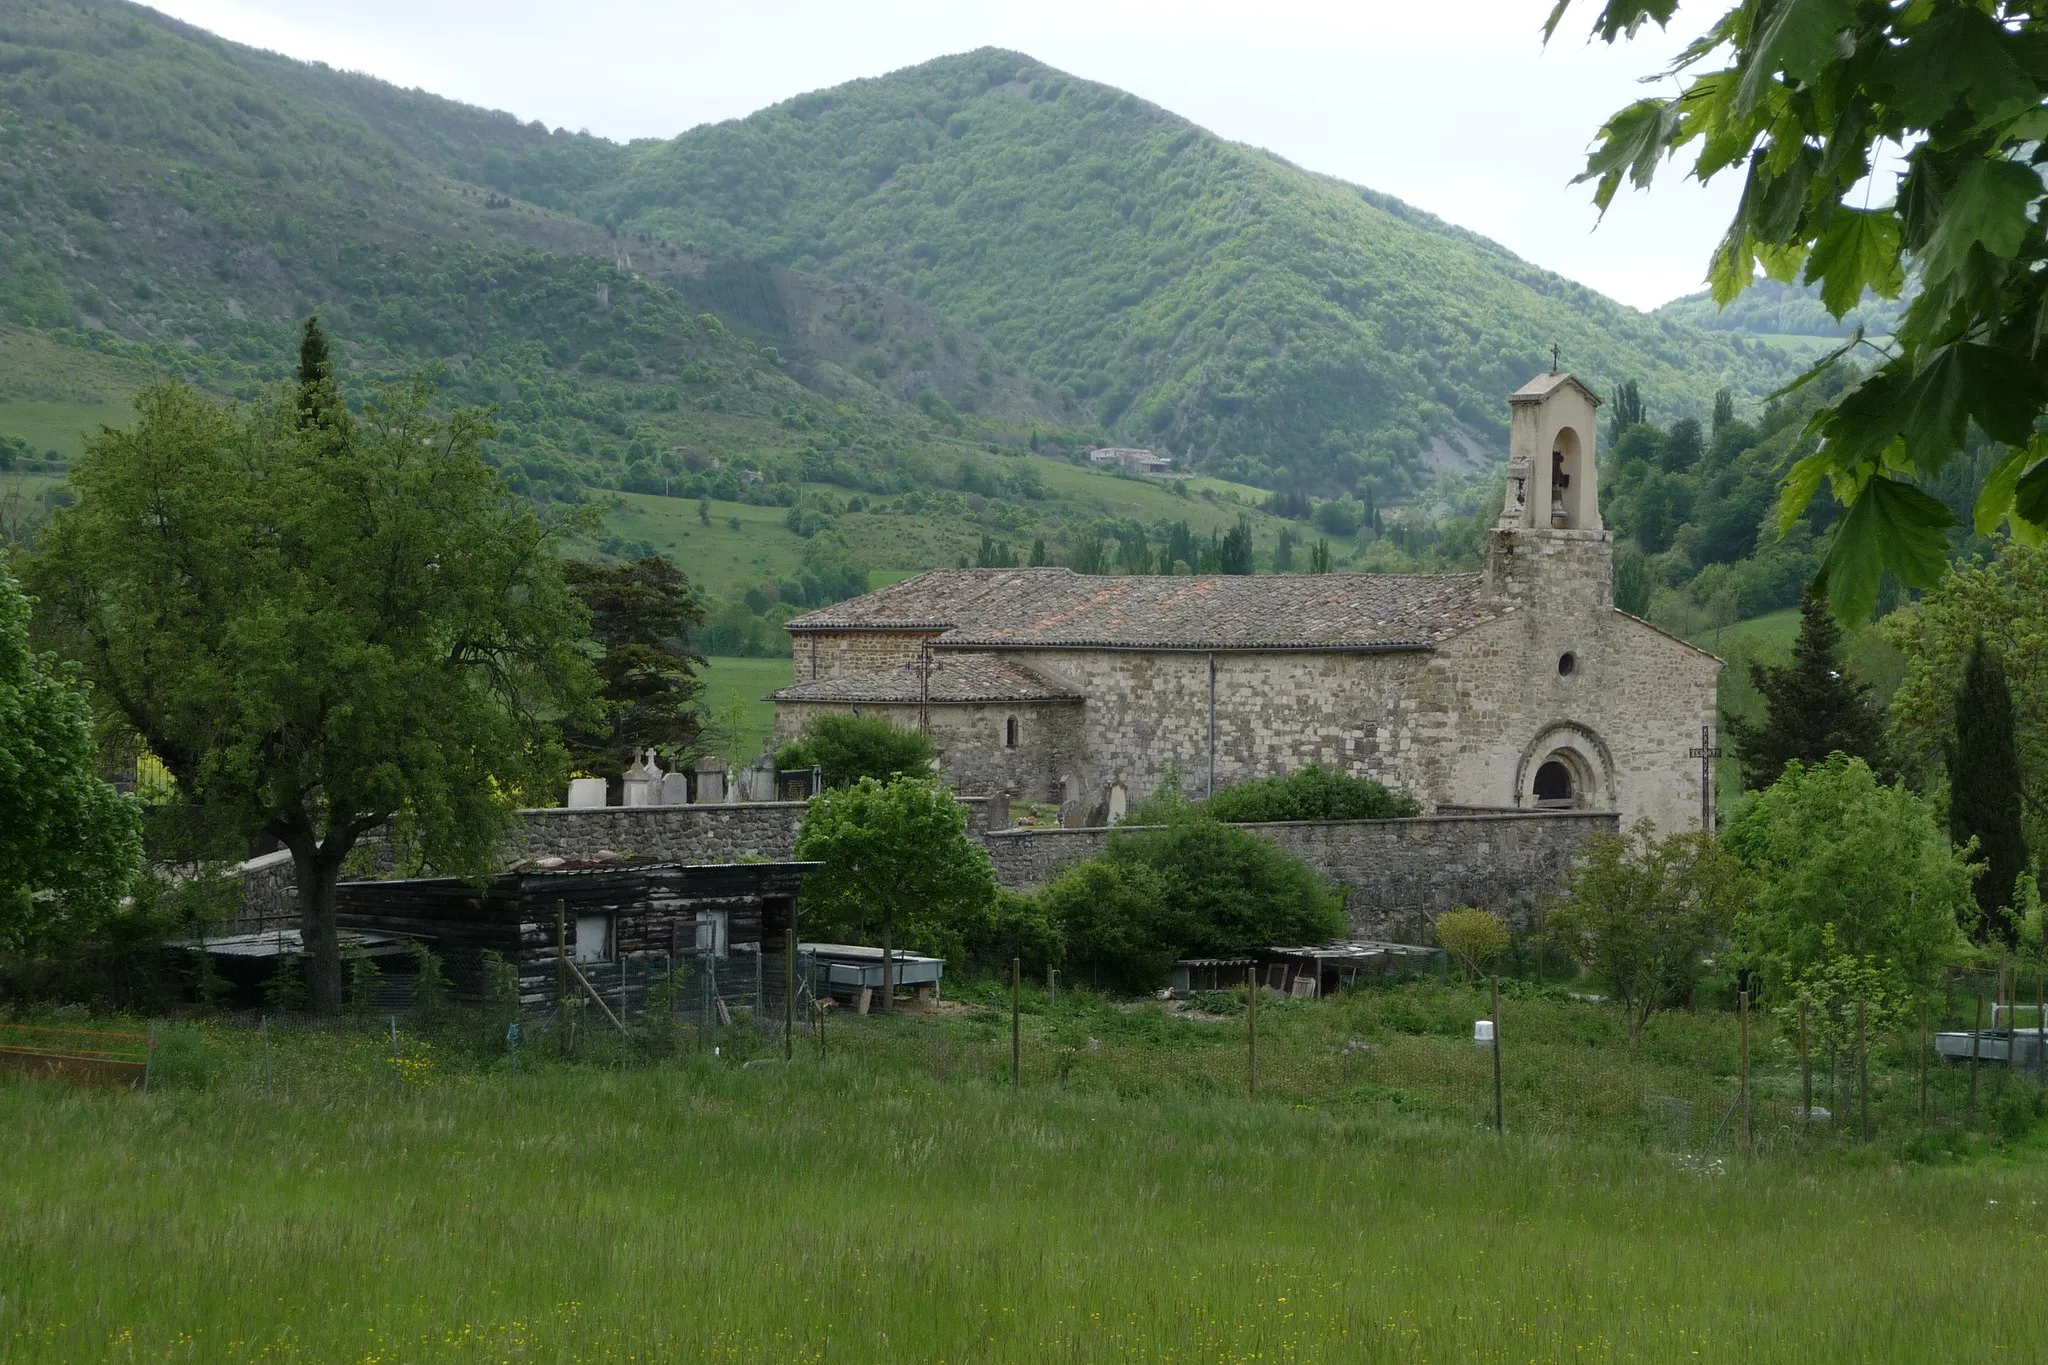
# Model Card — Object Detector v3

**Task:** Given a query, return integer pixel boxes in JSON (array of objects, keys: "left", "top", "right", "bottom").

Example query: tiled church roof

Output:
[
  {"left": 772, "top": 652, "right": 1082, "bottom": 704},
  {"left": 784, "top": 568, "right": 1500, "bottom": 651}
]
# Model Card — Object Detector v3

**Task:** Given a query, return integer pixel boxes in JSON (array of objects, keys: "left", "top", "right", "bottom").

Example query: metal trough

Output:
[
  {"left": 1934, "top": 1029, "right": 2048, "bottom": 1068},
  {"left": 802, "top": 943, "right": 945, "bottom": 1000}
]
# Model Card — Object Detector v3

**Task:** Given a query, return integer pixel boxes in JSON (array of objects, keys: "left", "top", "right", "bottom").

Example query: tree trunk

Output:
[{"left": 294, "top": 846, "right": 345, "bottom": 1015}]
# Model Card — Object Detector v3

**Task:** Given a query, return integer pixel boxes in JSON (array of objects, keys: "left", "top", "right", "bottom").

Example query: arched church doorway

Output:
[{"left": 1532, "top": 759, "right": 1575, "bottom": 806}]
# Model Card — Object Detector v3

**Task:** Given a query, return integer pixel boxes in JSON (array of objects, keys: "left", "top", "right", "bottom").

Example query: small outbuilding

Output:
[
  {"left": 1171, "top": 941, "right": 1448, "bottom": 998},
  {"left": 334, "top": 861, "right": 817, "bottom": 1011}
]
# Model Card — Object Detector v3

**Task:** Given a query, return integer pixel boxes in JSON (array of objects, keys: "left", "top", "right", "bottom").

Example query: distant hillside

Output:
[
  {"left": 0, "top": 0, "right": 1814, "bottom": 658},
  {"left": 1655, "top": 278, "right": 1907, "bottom": 342},
  {"left": 547, "top": 49, "right": 1790, "bottom": 495},
  {"left": 0, "top": 0, "right": 1067, "bottom": 498}
]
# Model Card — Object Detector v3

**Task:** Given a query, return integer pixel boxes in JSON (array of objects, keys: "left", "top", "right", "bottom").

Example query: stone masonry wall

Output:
[
  {"left": 773, "top": 698, "right": 1086, "bottom": 804},
  {"left": 791, "top": 631, "right": 934, "bottom": 683},
  {"left": 982, "top": 810, "right": 1617, "bottom": 941},
  {"left": 227, "top": 798, "right": 1006, "bottom": 934}
]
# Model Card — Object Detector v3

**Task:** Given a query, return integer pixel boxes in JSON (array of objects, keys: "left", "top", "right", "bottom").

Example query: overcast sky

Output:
[{"left": 147, "top": 0, "right": 1741, "bottom": 311}]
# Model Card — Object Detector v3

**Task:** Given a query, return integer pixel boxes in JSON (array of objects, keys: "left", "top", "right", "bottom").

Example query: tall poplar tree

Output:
[
  {"left": 1725, "top": 587, "right": 1887, "bottom": 791},
  {"left": 1950, "top": 637, "right": 2029, "bottom": 942}
]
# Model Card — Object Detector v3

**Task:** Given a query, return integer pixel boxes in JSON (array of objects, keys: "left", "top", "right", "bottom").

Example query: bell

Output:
[{"left": 1550, "top": 494, "right": 1569, "bottom": 524}]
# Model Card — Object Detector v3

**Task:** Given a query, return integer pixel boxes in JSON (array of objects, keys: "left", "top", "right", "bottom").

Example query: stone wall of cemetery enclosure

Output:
[
  {"left": 233, "top": 800, "right": 1605, "bottom": 947},
  {"left": 982, "top": 810, "right": 1616, "bottom": 941}
]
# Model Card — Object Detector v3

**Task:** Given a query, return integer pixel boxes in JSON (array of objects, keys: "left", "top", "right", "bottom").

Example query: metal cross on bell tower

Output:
[
  {"left": 1687, "top": 723, "right": 1723, "bottom": 832},
  {"left": 1550, "top": 342, "right": 1562, "bottom": 371}
]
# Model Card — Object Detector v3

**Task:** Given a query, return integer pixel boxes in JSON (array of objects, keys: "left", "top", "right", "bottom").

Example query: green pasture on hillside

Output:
[
  {"left": 700, "top": 654, "right": 794, "bottom": 760},
  {"left": 3, "top": 981, "right": 2044, "bottom": 1363},
  {"left": 0, "top": 399, "right": 127, "bottom": 460}
]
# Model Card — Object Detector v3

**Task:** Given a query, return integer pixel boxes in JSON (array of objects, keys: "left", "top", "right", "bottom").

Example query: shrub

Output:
[
  {"left": 1038, "top": 859, "right": 1181, "bottom": 992},
  {"left": 1724, "top": 756, "right": 1974, "bottom": 1002},
  {"left": 777, "top": 714, "right": 936, "bottom": 789},
  {"left": 1548, "top": 826, "right": 1753, "bottom": 1043},
  {"left": 1203, "top": 765, "right": 1420, "bottom": 822},
  {"left": 962, "top": 889, "right": 1066, "bottom": 979},
  {"left": 1434, "top": 906, "right": 1509, "bottom": 980},
  {"left": 1045, "top": 811, "right": 1346, "bottom": 991}
]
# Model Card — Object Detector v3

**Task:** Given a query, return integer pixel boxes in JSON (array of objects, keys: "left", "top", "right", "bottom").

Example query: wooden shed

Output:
[{"left": 334, "top": 861, "right": 817, "bottom": 1010}]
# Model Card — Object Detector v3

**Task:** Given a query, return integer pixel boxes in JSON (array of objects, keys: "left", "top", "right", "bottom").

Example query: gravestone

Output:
[
  {"left": 621, "top": 749, "right": 660, "bottom": 808},
  {"left": 660, "top": 772, "right": 691, "bottom": 806},
  {"left": 693, "top": 758, "right": 725, "bottom": 805},
  {"left": 566, "top": 777, "right": 607, "bottom": 809}
]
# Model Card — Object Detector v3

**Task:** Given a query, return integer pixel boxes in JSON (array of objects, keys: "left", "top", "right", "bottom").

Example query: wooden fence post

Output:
[
  {"left": 1970, "top": 988, "right": 1985, "bottom": 1127},
  {"left": 1490, "top": 974, "right": 1504, "bottom": 1136},
  {"left": 1798, "top": 998, "right": 1811, "bottom": 1124},
  {"left": 1857, "top": 998, "right": 1870, "bottom": 1143},
  {"left": 1919, "top": 999, "right": 1930, "bottom": 1123},
  {"left": 1247, "top": 966, "right": 1258, "bottom": 1101},
  {"left": 555, "top": 901, "right": 567, "bottom": 1037},
  {"left": 1738, "top": 989, "right": 1751, "bottom": 1150}
]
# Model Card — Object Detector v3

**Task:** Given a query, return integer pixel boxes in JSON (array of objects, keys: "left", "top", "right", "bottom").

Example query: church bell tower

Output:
[{"left": 1483, "top": 372, "right": 1612, "bottom": 608}]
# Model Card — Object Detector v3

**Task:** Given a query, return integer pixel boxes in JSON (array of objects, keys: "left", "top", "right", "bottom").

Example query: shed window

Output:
[
  {"left": 695, "top": 910, "right": 729, "bottom": 959},
  {"left": 574, "top": 914, "right": 613, "bottom": 963},
  {"left": 1004, "top": 716, "right": 1019, "bottom": 748}
]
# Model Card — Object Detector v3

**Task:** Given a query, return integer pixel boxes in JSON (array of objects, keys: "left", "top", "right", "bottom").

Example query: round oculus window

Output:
[{"left": 1557, "top": 651, "right": 1577, "bottom": 677}]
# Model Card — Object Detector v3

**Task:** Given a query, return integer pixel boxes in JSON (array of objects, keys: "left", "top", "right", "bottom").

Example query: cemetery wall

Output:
[
  {"left": 226, "top": 801, "right": 1600, "bottom": 945},
  {"left": 982, "top": 809, "right": 1615, "bottom": 940}
]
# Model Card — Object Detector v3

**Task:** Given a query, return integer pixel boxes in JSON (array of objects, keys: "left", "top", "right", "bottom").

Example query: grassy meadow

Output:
[
  {"left": 700, "top": 654, "right": 795, "bottom": 758},
  {"left": 4, "top": 981, "right": 2045, "bottom": 1362}
]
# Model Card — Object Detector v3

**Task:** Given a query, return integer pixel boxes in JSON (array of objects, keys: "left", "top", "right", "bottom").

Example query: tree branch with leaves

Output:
[{"left": 1556, "top": 0, "right": 2048, "bottom": 619}]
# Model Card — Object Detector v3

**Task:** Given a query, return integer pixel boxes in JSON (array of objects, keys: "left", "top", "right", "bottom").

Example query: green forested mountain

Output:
[
  {"left": 1655, "top": 279, "right": 1906, "bottom": 345},
  {"left": 546, "top": 48, "right": 1790, "bottom": 494},
  {"left": 1, "top": 3, "right": 1788, "bottom": 504}
]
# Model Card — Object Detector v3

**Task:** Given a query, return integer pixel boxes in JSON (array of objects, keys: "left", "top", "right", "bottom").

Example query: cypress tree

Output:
[
  {"left": 294, "top": 316, "right": 348, "bottom": 437},
  {"left": 1725, "top": 586, "right": 1888, "bottom": 790},
  {"left": 1608, "top": 380, "right": 1645, "bottom": 439},
  {"left": 1950, "top": 636, "right": 2029, "bottom": 941}
]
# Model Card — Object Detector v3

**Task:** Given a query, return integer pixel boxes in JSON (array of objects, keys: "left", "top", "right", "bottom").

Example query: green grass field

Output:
[
  {"left": 604, "top": 459, "right": 1344, "bottom": 603},
  {"left": 0, "top": 399, "right": 129, "bottom": 460},
  {"left": 700, "top": 654, "right": 794, "bottom": 758},
  {"left": 4, "top": 981, "right": 2044, "bottom": 1362}
]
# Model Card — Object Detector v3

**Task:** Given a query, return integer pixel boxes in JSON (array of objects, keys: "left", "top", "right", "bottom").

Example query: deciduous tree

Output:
[
  {"left": 1883, "top": 544, "right": 2048, "bottom": 856},
  {"left": 778, "top": 714, "right": 936, "bottom": 789},
  {"left": 1435, "top": 906, "right": 1510, "bottom": 982},
  {"left": 1558, "top": 0, "right": 2048, "bottom": 618},
  {"left": 1724, "top": 756, "right": 1973, "bottom": 1001},
  {"left": 27, "top": 374, "right": 598, "bottom": 1011},
  {"left": 1550, "top": 826, "right": 1752, "bottom": 1043},
  {"left": 793, "top": 777, "right": 997, "bottom": 1011},
  {"left": 0, "top": 562, "right": 140, "bottom": 951}
]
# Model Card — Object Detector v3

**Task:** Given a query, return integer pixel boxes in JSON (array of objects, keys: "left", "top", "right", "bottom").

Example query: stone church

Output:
[{"left": 772, "top": 373, "right": 1721, "bottom": 831}]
